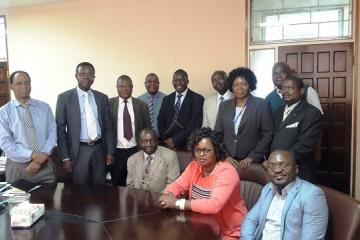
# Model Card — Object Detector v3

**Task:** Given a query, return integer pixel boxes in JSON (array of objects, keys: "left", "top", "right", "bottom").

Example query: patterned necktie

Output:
[
  {"left": 84, "top": 92, "right": 98, "bottom": 141},
  {"left": 22, "top": 104, "right": 40, "bottom": 151},
  {"left": 123, "top": 100, "right": 133, "bottom": 141},
  {"left": 173, "top": 94, "right": 183, "bottom": 120},
  {"left": 219, "top": 96, "right": 224, "bottom": 102},
  {"left": 148, "top": 95, "right": 154, "bottom": 129},
  {"left": 144, "top": 155, "right": 153, "bottom": 174}
]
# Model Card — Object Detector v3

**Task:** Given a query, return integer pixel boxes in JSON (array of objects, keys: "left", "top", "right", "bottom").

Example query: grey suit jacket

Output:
[
  {"left": 55, "top": 88, "right": 114, "bottom": 164},
  {"left": 126, "top": 146, "right": 180, "bottom": 192},
  {"left": 109, "top": 97, "right": 152, "bottom": 145},
  {"left": 214, "top": 95, "right": 273, "bottom": 162}
]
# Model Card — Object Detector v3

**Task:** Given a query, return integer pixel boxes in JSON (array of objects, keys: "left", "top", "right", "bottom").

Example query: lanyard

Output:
[{"left": 233, "top": 105, "right": 247, "bottom": 125}]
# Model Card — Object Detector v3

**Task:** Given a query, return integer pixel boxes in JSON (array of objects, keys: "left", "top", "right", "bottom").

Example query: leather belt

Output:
[{"left": 80, "top": 138, "right": 102, "bottom": 146}]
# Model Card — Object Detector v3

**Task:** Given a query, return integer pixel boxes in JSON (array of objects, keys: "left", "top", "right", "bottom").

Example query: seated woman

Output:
[
  {"left": 214, "top": 67, "right": 273, "bottom": 168},
  {"left": 158, "top": 127, "right": 248, "bottom": 240}
]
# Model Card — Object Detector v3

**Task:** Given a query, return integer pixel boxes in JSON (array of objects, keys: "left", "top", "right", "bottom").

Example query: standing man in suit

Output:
[
  {"left": 127, "top": 128, "right": 180, "bottom": 192},
  {"left": 265, "top": 62, "right": 323, "bottom": 114},
  {"left": 158, "top": 69, "right": 204, "bottom": 150},
  {"left": 56, "top": 62, "right": 114, "bottom": 185},
  {"left": 270, "top": 75, "right": 321, "bottom": 181},
  {"left": 0, "top": 71, "right": 56, "bottom": 184},
  {"left": 202, "top": 70, "right": 233, "bottom": 129},
  {"left": 138, "top": 73, "right": 166, "bottom": 136},
  {"left": 241, "top": 150, "right": 328, "bottom": 240},
  {"left": 109, "top": 75, "right": 151, "bottom": 186}
]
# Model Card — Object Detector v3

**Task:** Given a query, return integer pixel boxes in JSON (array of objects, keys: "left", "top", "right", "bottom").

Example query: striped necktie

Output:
[
  {"left": 148, "top": 95, "right": 154, "bottom": 129},
  {"left": 173, "top": 94, "right": 183, "bottom": 120},
  {"left": 22, "top": 104, "right": 41, "bottom": 151}
]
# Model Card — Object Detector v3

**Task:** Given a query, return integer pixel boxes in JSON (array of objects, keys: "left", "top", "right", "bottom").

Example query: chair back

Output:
[
  {"left": 176, "top": 151, "right": 192, "bottom": 173},
  {"left": 238, "top": 163, "right": 270, "bottom": 210},
  {"left": 320, "top": 185, "right": 360, "bottom": 240}
]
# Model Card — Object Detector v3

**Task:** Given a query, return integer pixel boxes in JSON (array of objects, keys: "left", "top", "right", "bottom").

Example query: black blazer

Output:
[
  {"left": 271, "top": 99, "right": 321, "bottom": 179},
  {"left": 109, "top": 97, "right": 152, "bottom": 145},
  {"left": 55, "top": 88, "right": 115, "bottom": 163},
  {"left": 214, "top": 95, "right": 273, "bottom": 162},
  {"left": 157, "top": 89, "right": 204, "bottom": 149}
]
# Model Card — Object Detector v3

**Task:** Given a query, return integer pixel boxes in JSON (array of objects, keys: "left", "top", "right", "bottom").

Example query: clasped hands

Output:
[
  {"left": 158, "top": 192, "right": 177, "bottom": 209},
  {"left": 26, "top": 151, "right": 50, "bottom": 174}
]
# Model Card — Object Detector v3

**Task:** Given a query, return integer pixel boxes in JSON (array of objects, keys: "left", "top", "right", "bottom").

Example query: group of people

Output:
[{"left": 0, "top": 60, "right": 328, "bottom": 239}]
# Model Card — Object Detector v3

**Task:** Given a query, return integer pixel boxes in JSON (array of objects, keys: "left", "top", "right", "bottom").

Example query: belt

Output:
[{"left": 80, "top": 138, "right": 102, "bottom": 146}]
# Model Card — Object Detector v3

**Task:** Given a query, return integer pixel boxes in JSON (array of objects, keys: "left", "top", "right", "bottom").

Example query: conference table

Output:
[{"left": 0, "top": 183, "right": 221, "bottom": 240}]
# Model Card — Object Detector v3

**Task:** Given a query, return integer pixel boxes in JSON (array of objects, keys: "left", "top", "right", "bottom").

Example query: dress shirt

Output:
[
  {"left": 76, "top": 87, "right": 101, "bottom": 142},
  {"left": 217, "top": 90, "right": 233, "bottom": 110},
  {"left": 174, "top": 88, "right": 188, "bottom": 108},
  {"left": 262, "top": 182, "right": 295, "bottom": 240},
  {"left": 117, "top": 97, "right": 136, "bottom": 148},
  {"left": 282, "top": 101, "right": 300, "bottom": 121},
  {"left": 138, "top": 91, "right": 166, "bottom": 136},
  {"left": 0, "top": 98, "right": 57, "bottom": 163}
]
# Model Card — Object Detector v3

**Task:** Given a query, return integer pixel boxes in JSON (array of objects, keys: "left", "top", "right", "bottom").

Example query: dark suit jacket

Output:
[
  {"left": 109, "top": 97, "right": 151, "bottom": 145},
  {"left": 271, "top": 99, "right": 321, "bottom": 180},
  {"left": 157, "top": 89, "right": 204, "bottom": 149},
  {"left": 55, "top": 88, "right": 114, "bottom": 164},
  {"left": 214, "top": 95, "right": 273, "bottom": 162}
]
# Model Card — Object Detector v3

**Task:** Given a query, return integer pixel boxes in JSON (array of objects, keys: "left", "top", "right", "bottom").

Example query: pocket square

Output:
[{"left": 286, "top": 122, "right": 299, "bottom": 128}]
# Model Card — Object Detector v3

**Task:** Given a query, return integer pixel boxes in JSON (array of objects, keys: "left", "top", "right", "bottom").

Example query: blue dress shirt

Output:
[{"left": 0, "top": 98, "right": 57, "bottom": 163}]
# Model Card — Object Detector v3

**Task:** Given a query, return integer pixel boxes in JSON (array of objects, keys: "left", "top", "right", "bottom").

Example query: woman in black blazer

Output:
[{"left": 214, "top": 67, "right": 273, "bottom": 168}]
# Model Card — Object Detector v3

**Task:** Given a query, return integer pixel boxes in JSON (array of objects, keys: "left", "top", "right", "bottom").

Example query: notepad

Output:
[{"left": 11, "top": 179, "right": 42, "bottom": 193}]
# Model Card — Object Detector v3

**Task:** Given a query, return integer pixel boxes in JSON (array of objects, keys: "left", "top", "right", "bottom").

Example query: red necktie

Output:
[{"left": 123, "top": 100, "right": 133, "bottom": 141}]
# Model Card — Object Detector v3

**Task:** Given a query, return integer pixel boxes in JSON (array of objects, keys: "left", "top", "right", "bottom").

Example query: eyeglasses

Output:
[
  {"left": 267, "top": 162, "right": 291, "bottom": 171},
  {"left": 194, "top": 148, "right": 212, "bottom": 155}
]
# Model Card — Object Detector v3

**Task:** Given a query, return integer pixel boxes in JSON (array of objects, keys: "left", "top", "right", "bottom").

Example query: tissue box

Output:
[{"left": 10, "top": 202, "right": 44, "bottom": 228}]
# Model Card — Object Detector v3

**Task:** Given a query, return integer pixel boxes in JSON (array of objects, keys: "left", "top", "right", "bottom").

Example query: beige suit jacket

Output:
[{"left": 126, "top": 146, "right": 180, "bottom": 192}]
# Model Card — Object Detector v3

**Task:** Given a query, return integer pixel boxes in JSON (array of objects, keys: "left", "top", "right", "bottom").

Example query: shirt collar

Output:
[
  {"left": 285, "top": 100, "right": 301, "bottom": 112},
  {"left": 76, "top": 86, "right": 93, "bottom": 97},
  {"left": 146, "top": 91, "right": 160, "bottom": 99},
  {"left": 176, "top": 88, "right": 188, "bottom": 98},
  {"left": 143, "top": 152, "right": 155, "bottom": 160},
  {"left": 217, "top": 90, "right": 232, "bottom": 101},
  {"left": 119, "top": 96, "right": 133, "bottom": 104},
  {"left": 271, "top": 181, "right": 295, "bottom": 197},
  {"left": 13, "top": 98, "right": 34, "bottom": 107}
]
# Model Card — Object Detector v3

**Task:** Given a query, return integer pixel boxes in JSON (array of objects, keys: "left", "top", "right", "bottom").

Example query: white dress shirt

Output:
[
  {"left": 174, "top": 88, "right": 188, "bottom": 108},
  {"left": 117, "top": 97, "right": 136, "bottom": 148}
]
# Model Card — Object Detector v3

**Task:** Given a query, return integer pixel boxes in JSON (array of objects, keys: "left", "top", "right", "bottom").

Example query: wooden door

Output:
[
  {"left": 279, "top": 43, "right": 353, "bottom": 193},
  {"left": 0, "top": 62, "right": 9, "bottom": 107}
]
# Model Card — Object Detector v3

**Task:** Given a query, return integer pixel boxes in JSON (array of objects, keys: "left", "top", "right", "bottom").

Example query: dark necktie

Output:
[
  {"left": 144, "top": 155, "right": 153, "bottom": 174},
  {"left": 22, "top": 104, "right": 40, "bottom": 151},
  {"left": 173, "top": 94, "right": 183, "bottom": 120},
  {"left": 148, "top": 95, "right": 154, "bottom": 129},
  {"left": 123, "top": 100, "right": 133, "bottom": 141}
]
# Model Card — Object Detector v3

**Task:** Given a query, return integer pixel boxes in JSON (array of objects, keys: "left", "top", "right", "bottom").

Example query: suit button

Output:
[{"left": 234, "top": 140, "right": 238, "bottom": 143}]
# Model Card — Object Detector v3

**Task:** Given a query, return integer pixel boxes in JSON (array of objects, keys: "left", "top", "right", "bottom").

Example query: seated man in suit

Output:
[
  {"left": 126, "top": 128, "right": 180, "bottom": 192},
  {"left": 270, "top": 75, "right": 322, "bottom": 181},
  {"left": 265, "top": 62, "right": 323, "bottom": 114},
  {"left": 109, "top": 75, "right": 152, "bottom": 186},
  {"left": 241, "top": 150, "right": 328, "bottom": 240},
  {"left": 158, "top": 69, "right": 204, "bottom": 150},
  {"left": 138, "top": 73, "right": 166, "bottom": 136},
  {"left": 0, "top": 71, "right": 56, "bottom": 184},
  {"left": 202, "top": 70, "right": 233, "bottom": 129}
]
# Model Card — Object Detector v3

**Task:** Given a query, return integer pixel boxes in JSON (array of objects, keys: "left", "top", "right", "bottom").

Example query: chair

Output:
[
  {"left": 238, "top": 163, "right": 270, "bottom": 210},
  {"left": 176, "top": 150, "right": 192, "bottom": 173},
  {"left": 320, "top": 185, "right": 360, "bottom": 240}
]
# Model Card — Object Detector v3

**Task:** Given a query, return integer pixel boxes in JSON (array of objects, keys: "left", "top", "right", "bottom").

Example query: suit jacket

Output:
[
  {"left": 271, "top": 100, "right": 321, "bottom": 179},
  {"left": 241, "top": 177, "right": 328, "bottom": 240},
  {"left": 55, "top": 88, "right": 114, "bottom": 164},
  {"left": 214, "top": 95, "right": 273, "bottom": 162},
  {"left": 157, "top": 89, "right": 204, "bottom": 149},
  {"left": 126, "top": 146, "right": 180, "bottom": 192},
  {"left": 202, "top": 94, "right": 218, "bottom": 129},
  {"left": 109, "top": 97, "right": 151, "bottom": 145}
]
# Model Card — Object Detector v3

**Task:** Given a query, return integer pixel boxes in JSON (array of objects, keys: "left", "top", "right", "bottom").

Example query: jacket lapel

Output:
[
  {"left": 93, "top": 91, "right": 102, "bottom": 128},
  {"left": 237, "top": 95, "right": 254, "bottom": 133},
  {"left": 148, "top": 149, "right": 161, "bottom": 179},
  {"left": 277, "top": 100, "right": 305, "bottom": 130},
  {"left": 178, "top": 89, "right": 192, "bottom": 116},
  {"left": 70, "top": 88, "right": 81, "bottom": 129}
]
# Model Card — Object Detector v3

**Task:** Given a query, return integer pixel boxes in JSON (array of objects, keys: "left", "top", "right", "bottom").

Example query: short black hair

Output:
[
  {"left": 117, "top": 75, "right": 133, "bottom": 85},
  {"left": 76, "top": 62, "right": 95, "bottom": 73},
  {"left": 9, "top": 71, "right": 31, "bottom": 84},
  {"left": 211, "top": 70, "right": 227, "bottom": 81},
  {"left": 284, "top": 75, "right": 304, "bottom": 89},
  {"left": 187, "top": 127, "right": 227, "bottom": 162},
  {"left": 227, "top": 67, "right": 257, "bottom": 92},
  {"left": 145, "top": 73, "right": 159, "bottom": 81},
  {"left": 173, "top": 69, "right": 188, "bottom": 80}
]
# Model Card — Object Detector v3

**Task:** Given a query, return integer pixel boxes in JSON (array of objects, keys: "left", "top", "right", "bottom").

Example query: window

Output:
[
  {"left": 250, "top": 0, "right": 352, "bottom": 44},
  {"left": 0, "top": 16, "right": 7, "bottom": 61}
]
